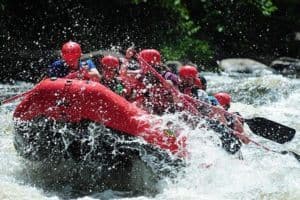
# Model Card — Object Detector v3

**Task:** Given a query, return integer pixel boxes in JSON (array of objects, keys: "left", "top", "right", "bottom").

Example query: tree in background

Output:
[{"left": 132, "top": 0, "right": 278, "bottom": 69}]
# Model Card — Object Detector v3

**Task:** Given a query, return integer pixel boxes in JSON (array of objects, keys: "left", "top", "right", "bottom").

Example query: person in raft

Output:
[
  {"left": 124, "top": 49, "right": 178, "bottom": 114},
  {"left": 100, "top": 55, "right": 133, "bottom": 99},
  {"left": 47, "top": 41, "right": 101, "bottom": 81},
  {"left": 214, "top": 92, "right": 249, "bottom": 144},
  {"left": 120, "top": 47, "right": 140, "bottom": 72}
]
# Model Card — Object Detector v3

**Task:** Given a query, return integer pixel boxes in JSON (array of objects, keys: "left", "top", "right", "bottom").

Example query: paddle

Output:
[
  {"left": 244, "top": 117, "right": 296, "bottom": 144},
  {"left": 0, "top": 76, "right": 49, "bottom": 106},
  {"left": 249, "top": 138, "right": 300, "bottom": 163},
  {"left": 289, "top": 151, "right": 300, "bottom": 162},
  {"left": 0, "top": 89, "right": 32, "bottom": 106}
]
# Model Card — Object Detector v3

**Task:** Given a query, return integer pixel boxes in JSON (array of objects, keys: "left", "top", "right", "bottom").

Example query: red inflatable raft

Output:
[{"left": 13, "top": 78, "right": 186, "bottom": 164}]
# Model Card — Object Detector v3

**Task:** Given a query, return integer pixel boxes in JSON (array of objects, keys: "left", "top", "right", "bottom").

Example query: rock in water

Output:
[
  {"left": 219, "top": 58, "right": 273, "bottom": 75},
  {"left": 270, "top": 57, "right": 300, "bottom": 77}
]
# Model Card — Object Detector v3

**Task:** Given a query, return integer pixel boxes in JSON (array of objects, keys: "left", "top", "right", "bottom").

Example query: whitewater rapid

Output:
[{"left": 0, "top": 73, "right": 299, "bottom": 200}]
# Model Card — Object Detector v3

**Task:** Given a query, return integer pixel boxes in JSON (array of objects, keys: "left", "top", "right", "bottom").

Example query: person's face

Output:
[
  {"left": 104, "top": 68, "right": 117, "bottom": 79},
  {"left": 62, "top": 54, "right": 80, "bottom": 70},
  {"left": 181, "top": 76, "right": 194, "bottom": 87},
  {"left": 126, "top": 49, "right": 134, "bottom": 59},
  {"left": 65, "top": 59, "right": 79, "bottom": 70}
]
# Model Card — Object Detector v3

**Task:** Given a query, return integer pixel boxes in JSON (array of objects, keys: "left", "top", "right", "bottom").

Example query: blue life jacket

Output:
[
  {"left": 47, "top": 59, "right": 96, "bottom": 78},
  {"left": 80, "top": 59, "right": 96, "bottom": 70},
  {"left": 208, "top": 95, "right": 220, "bottom": 106}
]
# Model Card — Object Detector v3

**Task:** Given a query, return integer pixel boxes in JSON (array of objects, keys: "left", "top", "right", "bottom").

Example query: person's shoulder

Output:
[
  {"left": 208, "top": 95, "right": 220, "bottom": 105},
  {"left": 51, "top": 59, "right": 64, "bottom": 66},
  {"left": 85, "top": 58, "right": 94, "bottom": 64},
  {"left": 86, "top": 59, "right": 96, "bottom": 68},
  {"left": 208, "top": 95, "right": 217, "bottom": 100},
  {"left": 197, "top": 89, "right": 208, "bottom": 96},
  {"left": 163, "top": 71, "right": 178, "bottom": 78},
  {"left": 47, "top": 59, "right": 68, "bottom": 77},
  {"left": 80, "top": 59, "right": 96, "bottom": 70}
]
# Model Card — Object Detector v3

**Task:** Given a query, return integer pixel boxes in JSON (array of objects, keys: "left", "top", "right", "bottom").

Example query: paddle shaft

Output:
[
  {"left": 0, "top": 77, "right": 46, "bottom": 106},
  {"left": 249, "top": 137, "right": 300, "bottom": 162},
  {"left": 1, "top": 90, "right": 32, "bottom": 105}
]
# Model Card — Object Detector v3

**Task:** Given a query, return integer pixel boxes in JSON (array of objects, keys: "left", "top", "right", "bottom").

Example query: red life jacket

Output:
[
  {"left": 120, "top": 72, "right": 175, "bottom": 115},
  {"left": 183, "top": 87, "right": 192, "bottom": 96},
  {"left": 65, "top": 68, "right": 96, "bottom": 81},
  {"left": 143, "top": 83, "right": 175, "bottom": 115},
  {"left": 119, "top": 73, "right": 145, "bottom": 100}
]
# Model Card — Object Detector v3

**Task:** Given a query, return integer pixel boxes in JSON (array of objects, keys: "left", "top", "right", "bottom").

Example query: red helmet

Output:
[
  {"left": 61, "top": 41, "right": 82, "bottom": 62},
  {"left": 101, "top": 55, "right": 119, "bottom": 69},
  {"left": 214, "top": 92, "right": 231, "bottom": 107},
  {"left": 179, "top": 65, "right": 198, "bottom": 79},
  {"left": 139, "top": 49, "right": 161, "bottom": 65}
]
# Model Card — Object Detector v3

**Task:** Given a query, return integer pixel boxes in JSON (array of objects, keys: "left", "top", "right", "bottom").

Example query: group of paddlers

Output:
[{"left": 47, "top": 41, "right": 250, "bottom": 154}]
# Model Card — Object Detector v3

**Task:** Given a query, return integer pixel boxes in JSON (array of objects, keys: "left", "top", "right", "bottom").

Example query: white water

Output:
[{"left": 0, "top": 74, "right": 299, "bottom": 200}]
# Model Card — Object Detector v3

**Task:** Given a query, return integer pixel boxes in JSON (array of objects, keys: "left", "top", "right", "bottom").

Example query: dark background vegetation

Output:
[{"left": 0, "top": 0, "right": 299, "bottom": 82}]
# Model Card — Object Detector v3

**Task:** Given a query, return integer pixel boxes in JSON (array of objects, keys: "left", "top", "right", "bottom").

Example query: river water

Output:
[{"left": 0, "top": 73, "right": 299, "bottom": 200}]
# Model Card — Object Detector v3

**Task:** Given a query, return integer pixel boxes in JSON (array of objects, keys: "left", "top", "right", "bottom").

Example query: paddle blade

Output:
[
  {"left": 245, "top": 117, "right": 296, "bottom": 144},
  {"left": 290, "top": 151, "right": 300, "bottom": 162}
]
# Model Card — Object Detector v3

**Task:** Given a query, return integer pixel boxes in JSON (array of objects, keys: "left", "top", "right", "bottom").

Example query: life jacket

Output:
[
  {"left": 101, "top": 77, "right": 132, "bottom": 99},
  {"left": 120, "top": 70, "right": 175, "bottom": 115},
  {"left": 179, "top": 84, "right": 198, "bottom": 98},
  {"left": 114, "top": 73, "right": 147, "bottom": 110},
  {"left": 224, "top": 112, "right": 244, "bottom": 133},
  {"left": 65, "top": 68, "right": 95, "bottom": 81},
  {"left": 162, "top": 71, "right": 180, "bottom": 86},
  {"left": 142, "top": 83, "right": 175, "bottom": 115},
  {"left": 49, "top": 59, "right": 97, "bottom": 81}
]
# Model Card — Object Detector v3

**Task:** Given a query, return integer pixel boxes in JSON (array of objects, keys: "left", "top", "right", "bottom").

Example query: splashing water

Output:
[{"left": 0, "top": 74, "right": 299, "bottom": 199}]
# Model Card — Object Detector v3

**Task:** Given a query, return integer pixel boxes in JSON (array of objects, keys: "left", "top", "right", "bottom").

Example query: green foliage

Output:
[
  {"left": 129, "top": 0, "right": 278, "bottom": 69},
  {"left": 247, "top": 0, "right": 277, "bottom": 16},
  {"left": 161, "top": 37, "right": 213, "bottom": 63},
  {"left": 130, "top": 0, "right": 143, "bottom": 4},
  {"left": 160, "top": 0, "right": 200, "bottom": 36},
  {"left": 131, "top": 0, "right": 207, "bottom": 63},
  {"left": 0, "top": 0, "right": 8, "bottom": 12},
  {"left": 130, "top": 0, "right": 200, "bottom": 36}
]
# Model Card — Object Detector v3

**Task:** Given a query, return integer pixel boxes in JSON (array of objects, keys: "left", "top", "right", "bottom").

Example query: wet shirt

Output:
[
  {"left": 135, "top": 72, "right": 175, "bottom": 115},
  {"left": 195, "top": 89, "right": 210, "bottom": 103},
  {"left": 47, "top": 59, "right": 96, "bottom": 78},
  {"left": 127, "top": 59, "right": 140, "bottom": 70},
  {"left": 102, "top": 78, "right": 126, "bottom": 96},
  {"left": 162, "top": 71, "right": 180, "bottom": 86},
  {"left": 208, "top": 96, "right": 220, "bottom": 106}
]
